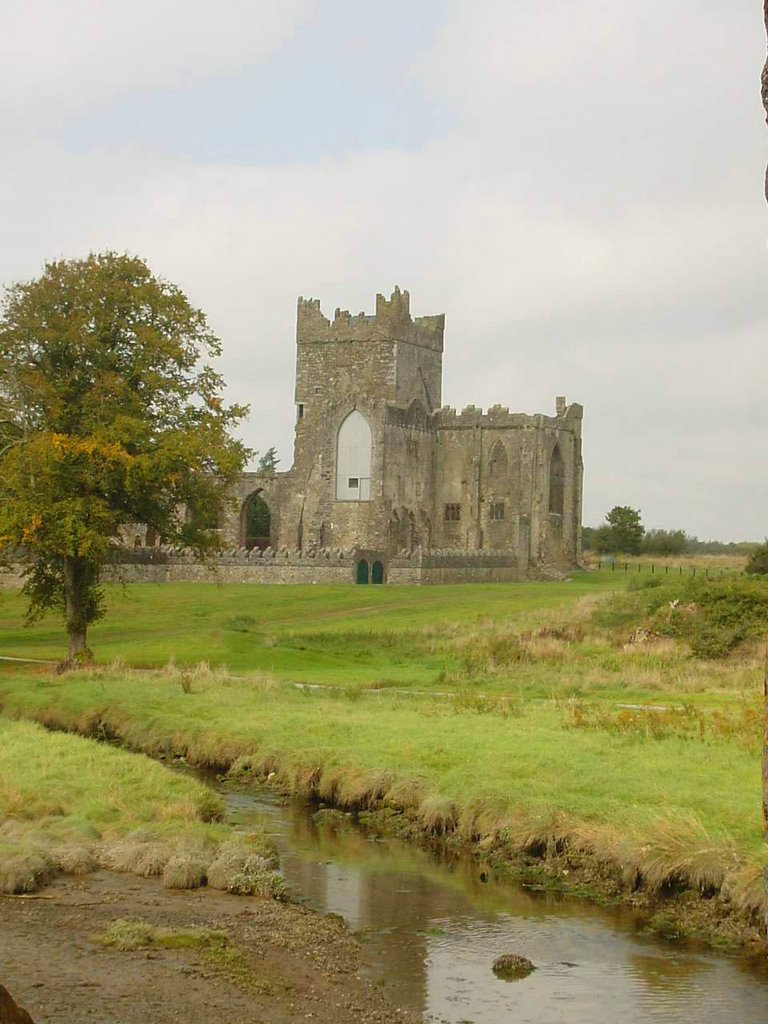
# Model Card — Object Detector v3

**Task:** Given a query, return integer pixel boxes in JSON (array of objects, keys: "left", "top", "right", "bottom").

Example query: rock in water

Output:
[
  {"left": 492, "top": 953, "right": 536, "bottom": 981},
  {"left": 0, "top": 985, "right": 36, "bottom": 1024}
]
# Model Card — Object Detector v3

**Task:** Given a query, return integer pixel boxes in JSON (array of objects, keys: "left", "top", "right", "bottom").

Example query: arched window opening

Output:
[
  {"left": 336, "top": 410, "right": 372, "bottom": 501},
  {"left": 488, "top": 441, "right": 508, "bottom": 479},
  {"left": 549, "top": 445, "right": 565, "bottom": 516},
  {"left": 242, "top": 491, "right": 271, "bottom": 550}
]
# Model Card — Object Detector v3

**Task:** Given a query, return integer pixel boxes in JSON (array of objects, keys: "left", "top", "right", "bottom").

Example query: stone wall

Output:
[
  {"left": 101, "top": 547, "right": 358, "bottom": 585},
  {"left": 432, "top": 399, "right": 583, "bottom": 567},
  {"left": 104, "top": 548, "right": 528, "bottom": 586},
  {"left": 388, "top": 549, "right": 523, "bottom": 585},
  {"left": 4, "top": 543, "right": 571, "bottom": 589}
]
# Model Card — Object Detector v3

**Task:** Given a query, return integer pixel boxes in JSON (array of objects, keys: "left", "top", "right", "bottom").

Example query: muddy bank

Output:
[
  {"left": 354, "top": 804, "right": 768, "bottom": 956},
  {"left": 0, "top": 871, "right": 414, "bottom": 1024}
]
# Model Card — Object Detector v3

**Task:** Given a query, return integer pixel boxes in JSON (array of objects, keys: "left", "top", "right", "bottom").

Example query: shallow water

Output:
[{"left": 213, "top": 781, "right": 768, "bottom": 1024}]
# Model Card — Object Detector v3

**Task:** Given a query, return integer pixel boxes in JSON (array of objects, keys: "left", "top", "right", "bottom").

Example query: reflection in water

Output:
[{"left": 219, "top": 785, "right": 768, "bottom": 1024}]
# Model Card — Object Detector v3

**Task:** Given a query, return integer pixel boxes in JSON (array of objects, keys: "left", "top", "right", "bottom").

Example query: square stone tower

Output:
[{"left": 276, "top": 287, "right": 445, "bottom": 553}]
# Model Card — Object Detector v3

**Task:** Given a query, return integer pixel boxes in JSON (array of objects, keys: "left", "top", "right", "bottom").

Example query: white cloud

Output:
[
  {"left": 0, "top": 0, "right": 311, "bottom": 111},
  {"left": 1, "top": 0, "right": 766, "bottom": 540}
]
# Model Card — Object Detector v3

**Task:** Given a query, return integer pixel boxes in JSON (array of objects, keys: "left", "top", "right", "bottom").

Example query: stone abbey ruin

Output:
[{"left": 129, "top": 287, "right": 583, "bottom": 585}]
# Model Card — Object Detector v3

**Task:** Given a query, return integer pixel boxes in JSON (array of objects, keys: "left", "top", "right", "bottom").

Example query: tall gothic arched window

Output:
[
  {"left": 242, "top": 491, "right": 271, "bottom": 550},
  {"left": 549, "top": 444, "right": 565, "bottom": 515},
  {"left": 336, "top": 410, "right": 372, "bottom": 500},
  {"left": 488, "top": 441, "right": 508, "bottom": 479}
]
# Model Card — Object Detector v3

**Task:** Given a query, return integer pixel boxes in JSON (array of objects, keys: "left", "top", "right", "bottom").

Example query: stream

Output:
[{"left": 198, "top": 774, "right": 768, "bottom": 1024}]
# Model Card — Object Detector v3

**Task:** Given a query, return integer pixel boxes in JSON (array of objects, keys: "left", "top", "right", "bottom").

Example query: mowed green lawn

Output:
[{"left": 0, "top": 576, "right": 618, "bottom": 686}]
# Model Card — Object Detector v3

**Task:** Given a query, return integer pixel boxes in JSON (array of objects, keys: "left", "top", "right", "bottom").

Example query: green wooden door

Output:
[{"left": 356, "top": 560, "right": 369, "bottom": 584}]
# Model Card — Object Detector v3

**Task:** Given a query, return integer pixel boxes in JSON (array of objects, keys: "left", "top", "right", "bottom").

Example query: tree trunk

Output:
[
  {"left": 762, "top": 2, "right": 768, "bottom": 938},
  {"left": 764, "top": 634, "right": 768, "bottom": 937},
  {"left": 63, "top": 555, "right": 91, "bottom": 664}
]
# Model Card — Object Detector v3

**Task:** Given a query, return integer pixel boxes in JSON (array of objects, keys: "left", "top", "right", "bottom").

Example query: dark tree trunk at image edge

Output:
[
  {"left": 763, "top": 1, "right": 768, "bottom": 934},
  {"left": 63, "top": 556, "right": 93, "bottom": 663}
]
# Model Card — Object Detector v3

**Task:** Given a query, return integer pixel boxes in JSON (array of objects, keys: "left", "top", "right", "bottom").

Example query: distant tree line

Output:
[{"left": 582, "top": 507, "right": 760, "bottom": 557}]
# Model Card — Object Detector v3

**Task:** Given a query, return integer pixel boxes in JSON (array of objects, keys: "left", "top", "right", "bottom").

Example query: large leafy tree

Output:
[
  {"left": 604, "top": 505, "right": 645, "bottom": 555},
  {"left": 0, "top": 253, "right": 249, "bottom": 663}
]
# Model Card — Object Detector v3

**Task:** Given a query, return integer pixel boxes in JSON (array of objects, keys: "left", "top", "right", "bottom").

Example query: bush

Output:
[
  {"left": 593, "top": 574, "right": 768, "bottom": 658},
  {"left": 652, "top": 576, "right": 768, "bottom": 656},
  {"left": 640, "top": 529, "right": 688, "bottom": 556},
  {"left": 745, "top": 541, "right": 768, "bottom": 576}
]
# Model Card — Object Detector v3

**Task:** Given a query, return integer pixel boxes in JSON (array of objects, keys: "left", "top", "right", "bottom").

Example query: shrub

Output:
[
  {"left": 745, "top": 540, "right": 768, "bottom": 576},
  {"left": 596, "top": 574, "right": 768, "bottom": 658}
]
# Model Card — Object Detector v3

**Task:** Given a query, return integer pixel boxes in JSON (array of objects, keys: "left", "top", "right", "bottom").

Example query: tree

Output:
[
  {"left": 604, "top": 505, "right": 645, "bottom": 554},
  {"left": 589, "top": 524, "right": 617, "bottom": 554},
  {"left": 0, "top": 253, "right": 249, "bottom": 663},
  {"left": 257, "top": 446, "right": 280, "bottom": 476},
  {"left": 641, "top": 528, "right": 688, "bottom": 556}
]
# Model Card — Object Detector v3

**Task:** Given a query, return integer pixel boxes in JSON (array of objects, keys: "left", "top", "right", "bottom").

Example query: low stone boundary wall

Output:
[
  {"left": 388, "top": 550, "right": 522, "bottom": 584},
  {"left": 102, "top": 560, "right": 354, "bottom": 585},
  {"left": 2, "top": 547, "right": 544, "bottom": 587}
]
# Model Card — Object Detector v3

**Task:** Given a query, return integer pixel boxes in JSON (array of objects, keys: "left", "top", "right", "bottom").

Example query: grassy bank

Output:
[
  {"left": 0, "top": 577, "right": 618, "bottom": 683},
  {"left": 0, "top": 666, "right": 764, "bottom": 945},
  {"left": 0, "top": 717, "right": 277, "bottom": 895}
]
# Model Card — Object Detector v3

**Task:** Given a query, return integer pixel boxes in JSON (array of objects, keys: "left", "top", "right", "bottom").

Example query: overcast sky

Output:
[{"left": 2, "top": 1, "right": 766, "bottom": 540}]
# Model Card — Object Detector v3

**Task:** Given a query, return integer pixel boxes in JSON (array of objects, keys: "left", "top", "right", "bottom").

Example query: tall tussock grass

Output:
[
  {"left": 565, "top": 700, "right": 761, "bottom": 752},
  {"left": 0, "top": 718, "right": 283, "bottom": 896}
]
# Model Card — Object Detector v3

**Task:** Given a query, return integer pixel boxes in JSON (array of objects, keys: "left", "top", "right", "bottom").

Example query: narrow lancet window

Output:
[{"left": 549, "top": 445, "right": 565, "bottom": 515}]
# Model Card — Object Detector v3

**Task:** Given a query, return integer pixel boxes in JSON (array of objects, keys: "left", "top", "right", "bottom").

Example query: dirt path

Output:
[{"left": 0, "top": 872, "right": 415, "bottom": 1024}]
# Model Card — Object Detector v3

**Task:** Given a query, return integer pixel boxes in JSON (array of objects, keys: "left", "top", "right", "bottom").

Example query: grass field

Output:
[
  {"left": 0, "top": 576, "right": 621, "bottom": 685},
  {"left": 1, "top": 575, "right": 761, "bottom": 704},
  {"left": 1, "top": 574, "right": 765, "bottom": 939}
]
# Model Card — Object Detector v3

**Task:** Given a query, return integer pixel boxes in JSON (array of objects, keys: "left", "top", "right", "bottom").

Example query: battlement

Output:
[
  {"left": 434, "top": 397, "right": 582, "bottom": 430},
  {"left": 297, "top": 287, "right": 444, "bottom": 351}
]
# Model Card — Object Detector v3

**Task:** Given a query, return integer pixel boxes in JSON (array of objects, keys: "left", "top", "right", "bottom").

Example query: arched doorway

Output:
[
  {"left": 371, "top": 561, "right": 384, "bottom": 584},
  {"left": 356, "top": 559, "right": 370, "bottom": 584},
  {"left": 242, "top": 491, "right": 271, "bottom": 550}
]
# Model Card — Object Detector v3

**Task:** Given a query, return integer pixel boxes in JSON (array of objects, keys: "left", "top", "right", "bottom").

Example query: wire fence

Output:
[{"left": 594, "top": 559, "right": 741, "bottom": 578}]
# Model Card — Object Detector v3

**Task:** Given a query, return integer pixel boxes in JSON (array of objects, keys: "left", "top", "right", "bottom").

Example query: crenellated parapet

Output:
[
  {"left": 434, "top": 397, "right": 582, "bottom": 432},
  {"left": 297, "top": 286, "right": 444, "bottom": 352},
  {"left": 110, "top": 545, "right": 360, "bottom": 567}
]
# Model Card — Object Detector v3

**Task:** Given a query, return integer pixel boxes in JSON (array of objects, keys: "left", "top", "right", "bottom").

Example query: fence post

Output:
[
  {"left": 679, "top": 566, "right": 683, "bottom": 576},
  {"left": 665, "top": 565, "right": 669, "bottom": 575},
  {"left": 692, "top": 567, "right": 696, "bottom": 578},
  {"left": 651, "top": 563, "right": 655, "bottom": 574},
  {"left": 624, "top": 563, "right": 628, "bottom": 572}
]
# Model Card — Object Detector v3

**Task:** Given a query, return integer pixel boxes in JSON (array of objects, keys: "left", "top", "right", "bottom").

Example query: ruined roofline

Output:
[
  {"left": 296, "top": 286, "right": 444, "bottom": 351},
  {"left": 434, "top": 398, "right": 582, "bottom": 430}
]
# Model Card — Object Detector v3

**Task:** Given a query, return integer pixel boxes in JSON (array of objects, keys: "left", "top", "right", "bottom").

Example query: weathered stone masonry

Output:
[{"left": 207, "top": 287, "right": 583, "bottom": 584}]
